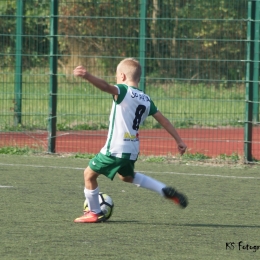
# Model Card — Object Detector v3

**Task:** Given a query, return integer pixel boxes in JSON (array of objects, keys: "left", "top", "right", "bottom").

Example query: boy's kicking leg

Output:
[
  {"left": 118, "top": 172, "right": 188, "bottom": 208},
  {"left": 74, "top": 167, "right": 106, "bottom": 223}
]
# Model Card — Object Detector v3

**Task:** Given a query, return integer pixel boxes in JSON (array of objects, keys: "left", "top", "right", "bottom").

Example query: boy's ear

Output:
[{"left": 121, "top": 72, "right": 127, "bottom": 81}]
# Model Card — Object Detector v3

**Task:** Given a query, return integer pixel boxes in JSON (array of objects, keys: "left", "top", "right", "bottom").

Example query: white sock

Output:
[
  {"left": 132, "top": 172, "right": 166, "bottom": 196},
  {"left": 84, "top": 187, "right": 101, "bottom": 214}
]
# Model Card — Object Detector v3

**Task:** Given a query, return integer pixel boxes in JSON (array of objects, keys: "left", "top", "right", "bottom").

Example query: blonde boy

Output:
[{"left": 73, "top": 58, "right": 188, "bottom": 223}]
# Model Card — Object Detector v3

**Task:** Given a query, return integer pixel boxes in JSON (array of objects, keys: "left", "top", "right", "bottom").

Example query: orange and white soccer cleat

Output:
[{"left": 74, "top": 211, "right": 106, "bottom": 223}]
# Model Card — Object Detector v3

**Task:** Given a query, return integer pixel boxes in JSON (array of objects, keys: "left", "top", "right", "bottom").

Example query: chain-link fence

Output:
[{"left": 0, "top": 0, "right": 259, "bottom": 161}]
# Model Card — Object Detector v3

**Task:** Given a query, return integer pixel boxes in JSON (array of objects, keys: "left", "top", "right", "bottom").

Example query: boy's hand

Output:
[
  {"left": 177, "top": 141, "right": 187, "bottom": 155},
  {"left": 73, "top": 66, "right": 87, "bottom": 78}
]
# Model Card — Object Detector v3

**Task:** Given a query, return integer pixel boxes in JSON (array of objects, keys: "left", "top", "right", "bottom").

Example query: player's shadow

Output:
[
  {"left": 180, "top": 223, "right": 260, "bottom": 229},
  {"left": 107, "top": 221, "right": 260, "bottom": 229},
  {"left": 181, "top": 224, "right": 260, "bottom": 228},
  {"left": 106, "top": 220, "right": 139, "bottom": 224}
]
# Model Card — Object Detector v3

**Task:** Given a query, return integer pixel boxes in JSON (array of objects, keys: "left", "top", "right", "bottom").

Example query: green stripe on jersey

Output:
[
  {"left": 106, "top": 102, "right": 117, "bottom": 156},
  {"left": 115, "top": 84, "right": 128, "bottom": 104},
  {"left": 148, "top": 100, "right": 158, "bottom": 116}
]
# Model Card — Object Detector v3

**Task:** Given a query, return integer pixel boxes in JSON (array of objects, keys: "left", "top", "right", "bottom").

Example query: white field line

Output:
[
  {"left": 0, "top": 162, "right": 260, "bottom": 180},
  {"left": 0, "top": 185, "right": 13, "bottom": 188}
]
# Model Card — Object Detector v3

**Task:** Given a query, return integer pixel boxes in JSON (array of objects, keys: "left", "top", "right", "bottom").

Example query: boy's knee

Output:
[
  {"left": 118, "top": 174, "right": 133, "bottom": 183},
  {"left": 84, "top": 167, "right": 98, "bottom": 182}
]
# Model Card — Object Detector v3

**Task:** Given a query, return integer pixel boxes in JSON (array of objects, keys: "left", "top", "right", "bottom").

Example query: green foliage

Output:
[
  {"left": 0, "top": 146, "right": 34, "bottom": 155},
  {"left": 182, "top": 152, "right": 211, "bottom": 160},
  {"left": 0, "top": 0, "right": 247, "bottom": 80},
  {"left": 0, "top": 123, "right": 47, "bottom": 131},
  {"left": 145, "top": 0, "right": 247, "bottom": 82},
  {"left": 218, "top": 153, "right": 240, "bottom": 163},
  {"left": 0, "top": 0, "right": 16, "bottom": 68},
  {"left": 173, "top": 115, "right": 195, "bottom": 128},
  {"left": 143, "top": 156, "right": 166, "bottom": 163},
  {"left": 73, "top": 153, "right": 95, "bottom": 159},
  {"left": 0, "top": 0, "right": 248, "bottom": 138},
  {"left": 58, "top": 0, "right": 140, "bottom": 74},
  {"left": 0, "top": 0, "right": 50, "bottom": 69},
  {"left": 56, "top": 122, "right": 108, "bottom": 131},
  {"left": 0, "top": 70, "right": 245, "bottom": 131}
]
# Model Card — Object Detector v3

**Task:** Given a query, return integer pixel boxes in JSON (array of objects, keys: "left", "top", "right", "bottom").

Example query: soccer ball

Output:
[{"left": 84, "top": 192, "right": 114, "bottom": 220}]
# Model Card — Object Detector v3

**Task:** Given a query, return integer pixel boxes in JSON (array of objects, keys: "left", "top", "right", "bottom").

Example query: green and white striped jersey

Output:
[{"left": 100, "top": 84, "right": 158, "bottom": 160}]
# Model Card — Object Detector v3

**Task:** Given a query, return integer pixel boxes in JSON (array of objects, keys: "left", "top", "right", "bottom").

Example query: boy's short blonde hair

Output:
[{"left": 117, "top": 58, "right": 141, "bottom": 82}]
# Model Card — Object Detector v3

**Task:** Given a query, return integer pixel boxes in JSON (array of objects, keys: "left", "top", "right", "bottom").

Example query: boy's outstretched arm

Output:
[
  {"left": 152, "top": 111, "right": 187, "bottom": 155},
  {"left": 73, "top": 66, "right": 118, "bottom": 95}
]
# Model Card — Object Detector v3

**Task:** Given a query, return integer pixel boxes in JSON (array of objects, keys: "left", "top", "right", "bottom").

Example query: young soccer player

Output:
[{"left": 73, "top": 58, "right": 188, "bottom": 223}]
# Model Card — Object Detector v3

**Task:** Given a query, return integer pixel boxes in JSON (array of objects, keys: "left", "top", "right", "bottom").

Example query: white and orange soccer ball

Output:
[{"left": 84, "top": 192, "right": 114, "bottom": 220}]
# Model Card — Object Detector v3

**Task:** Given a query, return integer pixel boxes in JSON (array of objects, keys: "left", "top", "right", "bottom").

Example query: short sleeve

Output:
[
  {"left": 114, "top": 84, "right": 128, "bottom": 104},
  {"left": 148, "top": 99, "right": 158, "bottom": 116}
]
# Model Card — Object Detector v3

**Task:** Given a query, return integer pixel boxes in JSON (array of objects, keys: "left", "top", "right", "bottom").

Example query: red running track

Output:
[{"left": 1, "top": 128, "right": 260, "bottom": 159}]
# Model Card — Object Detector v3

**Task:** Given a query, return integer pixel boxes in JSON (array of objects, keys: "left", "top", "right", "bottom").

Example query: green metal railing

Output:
[
  {"left": 14, "top": 0, "right": 23, "bottom": 126},
  {"left": 0, "top": 0, "right": 259, "bottom": 161},
  {"left": 245, "top": 0, "right": 260, "bottom": 161},
  {"left": 48, "top": 0, "right": 58, "bottom": 153}
]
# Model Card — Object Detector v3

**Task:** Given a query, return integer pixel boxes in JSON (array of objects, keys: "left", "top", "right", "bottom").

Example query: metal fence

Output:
[{"left": 0, "top": 0, "right": 259, "bottom": 161}]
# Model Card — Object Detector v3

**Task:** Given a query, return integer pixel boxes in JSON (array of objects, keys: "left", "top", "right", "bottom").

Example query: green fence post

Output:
[
  {"left": 139, "top": 0, "right": 147, "bottom": 92},
  {"left": 14, "top": 0, "right": 23, "bottom": 126},
  {"left": 253, "top": 0, "right": 260, "bottom": 124},
  {"left": 244, "top": 0, "right": 255, "bottom": 162},
  {"left": 48, "top": 0, "right": 58, "bottom": 153}
]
